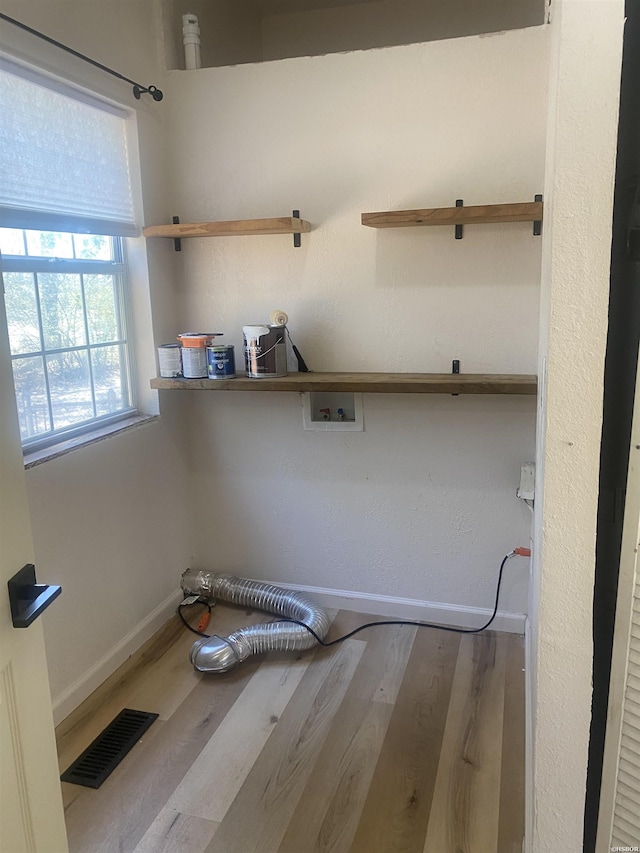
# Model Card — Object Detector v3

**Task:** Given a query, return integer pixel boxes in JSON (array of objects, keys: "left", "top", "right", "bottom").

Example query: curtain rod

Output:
[{"left": 0, "top": 12, "right": 163, "bottom": 101}]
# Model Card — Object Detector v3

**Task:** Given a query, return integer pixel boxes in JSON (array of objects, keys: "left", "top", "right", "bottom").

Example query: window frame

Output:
[{"left": 1, "top": 231, "right": 138, "bottom": 452}]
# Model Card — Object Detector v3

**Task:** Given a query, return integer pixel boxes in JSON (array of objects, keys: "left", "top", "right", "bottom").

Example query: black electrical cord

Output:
[
  {"left": 283, "top": 551, "right": 513, "bottom": 644},
  {"left": 177, "top": 599, "right": 211, "bottom": 637},
  {"left": 178, "top": 551, "right": 514, "bottom": 644}
]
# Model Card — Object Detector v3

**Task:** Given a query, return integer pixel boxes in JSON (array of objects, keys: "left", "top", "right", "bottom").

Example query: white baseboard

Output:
[
  {"left": 52, "top": 590, "right": 179, "bottom": 726},
  {"left": 272, "top": 581, "right": 526, "bottom": 634}
]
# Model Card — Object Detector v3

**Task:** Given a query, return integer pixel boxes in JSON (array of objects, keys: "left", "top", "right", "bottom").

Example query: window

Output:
[
  {"left": 0, "top": 228, "right": 134, "bottom": 447},
  {"left": 0, "top": 58, "right": 140, "bottom": 451}
]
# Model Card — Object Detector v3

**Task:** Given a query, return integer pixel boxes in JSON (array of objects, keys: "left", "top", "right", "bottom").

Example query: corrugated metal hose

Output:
[{"left": 180, "top": 569, "right": 331, "bottom": 673}]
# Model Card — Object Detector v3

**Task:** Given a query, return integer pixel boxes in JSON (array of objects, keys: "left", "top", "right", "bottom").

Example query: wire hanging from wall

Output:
[{"left": 0, "top": 12, "right": 163, "bottom": 101}]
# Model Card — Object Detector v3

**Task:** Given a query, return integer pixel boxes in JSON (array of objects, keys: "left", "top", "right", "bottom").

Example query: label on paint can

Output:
[
  {"left": 207, "top": 345, "right": 235, "bottom": 379},
  {"left": 181, "top": 346, "right": 208, "bottom": 378},
  {"left": 158, "top": 344, "right": 183, "bottom": 378},
  {"left": 242, "top": 325, "right": 287, "bottom": 378}
]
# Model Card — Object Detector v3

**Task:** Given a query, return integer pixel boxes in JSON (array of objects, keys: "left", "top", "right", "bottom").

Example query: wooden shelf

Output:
[
  {"left": 361, "top": 201, "right": 543, "bottom": 230},
  {"left": 143, "top": 216, "right": 312, "bottom": 239},
  {"left": 150, "top": 372, "right": 537, "bottom": 395}
]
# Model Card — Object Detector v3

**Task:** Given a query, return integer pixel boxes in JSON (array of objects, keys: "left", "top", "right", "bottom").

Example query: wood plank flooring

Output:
[{"left": 56, "top": 604, "right": 525, "bottom": 853}]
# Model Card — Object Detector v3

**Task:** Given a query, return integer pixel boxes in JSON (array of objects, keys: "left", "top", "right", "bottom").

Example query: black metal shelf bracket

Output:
[
  {"left": 452, "top": 359, "right": 460, "bottom": 395},
  {"left": 172, "top": 216, "right": 182, "bottom": 252},
  {"left": 533, "top": 194, "right": 543, "bottom": 236},
  {"left": 455, "top": 200, "right": 464, "bottom": 240},
  {"left": 293, "top": 210, "right": 302, "bottom": 248},
  {"left": 8, "top": 564, "right": 62, "bottom": 628}
]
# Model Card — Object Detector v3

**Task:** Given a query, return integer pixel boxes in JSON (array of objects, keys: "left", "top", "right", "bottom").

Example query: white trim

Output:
[
  {"left": 270, "top": 581, "right": 526, "bottom": 634},
  {"left": 51, "top": 590, "right": 178, "bottom": 726},
  {"left": 524, "top": 615, "right": 534, "bottom": 853}
]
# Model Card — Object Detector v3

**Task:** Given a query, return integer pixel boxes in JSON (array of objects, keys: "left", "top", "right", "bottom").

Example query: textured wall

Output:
[
  {"left": 531, "top": 0, "right": 624, "bottom": 849},
  {"left": 160, "top": 28, "right": 548, "bottom": 616}
]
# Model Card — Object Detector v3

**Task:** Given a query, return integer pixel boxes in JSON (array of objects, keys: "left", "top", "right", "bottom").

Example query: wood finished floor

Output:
[{"left": 56, "top": 604, "right": 525, "bottom": 853}]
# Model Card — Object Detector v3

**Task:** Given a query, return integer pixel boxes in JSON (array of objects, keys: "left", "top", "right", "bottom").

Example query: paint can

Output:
[
  {"left": 207, "top": 345, "right": 235, "bottom": 379},
  {"left": 177, "top": 333, "right": 222, "bottom": 379},
  {"left": 157, "top": 344, "right": 183, "bottom": 378},
  {"left": 242, "top": 325, "right": 287, "bottom": 378}
]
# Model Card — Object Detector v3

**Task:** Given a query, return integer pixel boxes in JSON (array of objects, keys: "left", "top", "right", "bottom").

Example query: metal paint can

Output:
[
  {"left": 207, "top": 345, "right": 235, "bottom": 379},
  {"left": 181, "top": 347, "right": 207, "bottom": 378},
  {"left": 177, "top": 333, "right": 222, "bottom": 379},
  {"left": 242, "top": 324, "right": 287, "bottom": 378},
  {"left": 157, "top": 344, "right": 183, "bottom": 378}
]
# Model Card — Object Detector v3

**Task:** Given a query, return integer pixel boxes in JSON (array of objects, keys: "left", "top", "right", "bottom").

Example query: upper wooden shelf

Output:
[
  {"left": 150, "top": 372, "right": 537, "bottom": 395},
  {"left": 143, "top": 216, "right": 312, "bottom": 239},
  {"left": 361, "top": 201, "right": 543, "bottom": 230}
]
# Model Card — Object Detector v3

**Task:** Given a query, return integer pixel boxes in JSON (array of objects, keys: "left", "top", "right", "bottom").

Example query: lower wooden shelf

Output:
[{"left": 150, "top": 372, "right": 537, "bottom": 395}]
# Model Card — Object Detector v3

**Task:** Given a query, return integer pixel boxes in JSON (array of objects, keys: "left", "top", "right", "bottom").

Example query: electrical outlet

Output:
[{"left": 517, "top": 462, "right": 535, "bottom": 501}]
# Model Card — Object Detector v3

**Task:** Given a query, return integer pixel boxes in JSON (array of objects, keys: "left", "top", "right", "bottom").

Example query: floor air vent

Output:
[{"left": 61, "top": 708, "right": 158, "bottom": 789}]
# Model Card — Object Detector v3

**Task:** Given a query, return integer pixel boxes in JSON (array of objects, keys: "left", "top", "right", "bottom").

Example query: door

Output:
[
  {"left": 0, "top": 270, "right": 68, "bottom": 851},
  {"left": 596, "top": 345, "right": 640, "bottom": 850}
]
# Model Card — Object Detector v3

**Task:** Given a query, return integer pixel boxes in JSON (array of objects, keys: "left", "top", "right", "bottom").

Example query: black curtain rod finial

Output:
[{"left": 133, "top": 84, "right": 163, "bottom": 102}]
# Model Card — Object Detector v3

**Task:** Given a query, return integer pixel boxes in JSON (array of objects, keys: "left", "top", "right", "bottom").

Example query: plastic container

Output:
[{"left": 177, "top": 333, "right": 221, "bottom": 348}]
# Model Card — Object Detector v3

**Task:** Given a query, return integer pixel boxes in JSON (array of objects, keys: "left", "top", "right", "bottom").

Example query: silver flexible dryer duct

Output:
[{"left": 180, "top": 569, "right": 331, "bottom": 673}]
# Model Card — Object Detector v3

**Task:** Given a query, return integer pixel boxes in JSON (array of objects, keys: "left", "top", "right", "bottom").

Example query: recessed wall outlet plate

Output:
[{"left": 517, "top": 462, "right": 535, "bottom": 501}]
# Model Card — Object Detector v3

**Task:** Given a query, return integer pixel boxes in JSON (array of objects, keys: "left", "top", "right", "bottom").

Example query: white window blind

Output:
[
  {"left": 598, "top": 361, "right": 640, "bottom": 849},
  {"left": 0, "top": 58, "right": 137, "bottom": 237},
  {"left": 610, "top": 590, "right": 640, "bottom": 847}
]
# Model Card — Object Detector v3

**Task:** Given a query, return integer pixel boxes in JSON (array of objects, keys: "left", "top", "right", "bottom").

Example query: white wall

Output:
[
  {"left": 0, "top": 0, "right": 193, "bottom": 721},
  {"left": 531, "top": 1, "right": 624, "bottom": 850},
  {"left": 160, "top": 27, "right": 548, "bottom": 621}
]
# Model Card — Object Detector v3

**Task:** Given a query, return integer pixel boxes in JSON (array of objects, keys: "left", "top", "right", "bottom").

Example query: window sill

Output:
[{"left": 23, "top": 414, "right": 159, "bottom": 469}]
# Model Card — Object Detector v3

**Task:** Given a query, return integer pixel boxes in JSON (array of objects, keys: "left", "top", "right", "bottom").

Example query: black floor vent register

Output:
[{"left": 61, "top": 708, "right": 158, "bottom": 789}]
